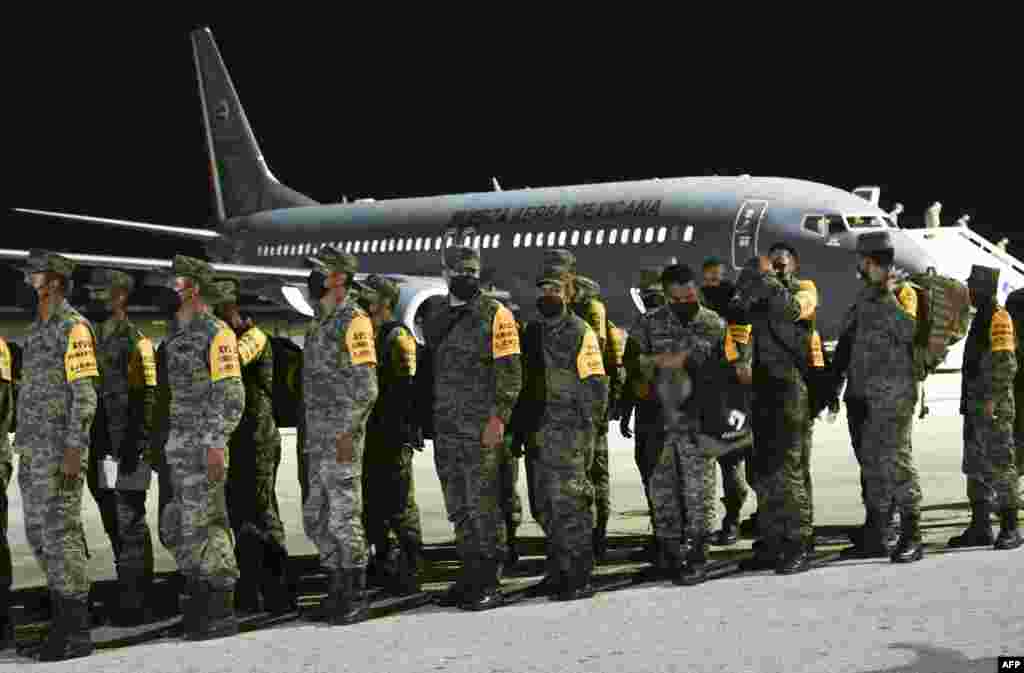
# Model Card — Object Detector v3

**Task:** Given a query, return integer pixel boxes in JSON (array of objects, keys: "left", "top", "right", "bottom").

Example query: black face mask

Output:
[
  {"left": 537, "top": 296, "right": 564, "bottom": 319},
  {"left": 670, "top": 301, "right": 699, "bottom": 324},
  {"left": 152, "top": 287, "right": 182, "bottom": 319},
  {"left": 449, "top": 276, "right": 480, "bottom": 302},
  {"left": 85, "top": 301, "right": 113, "bottom": 323},
  {"left": 307, "top": 272, "right": 328, "bottom": 301},
  {"left": 642, "top": 294, "right": 665, "bottom": 310}
]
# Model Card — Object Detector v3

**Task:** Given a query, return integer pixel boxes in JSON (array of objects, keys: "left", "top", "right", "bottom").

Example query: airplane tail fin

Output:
[{"left": 191, "top": 27, "right": 318, "bottom": 222}]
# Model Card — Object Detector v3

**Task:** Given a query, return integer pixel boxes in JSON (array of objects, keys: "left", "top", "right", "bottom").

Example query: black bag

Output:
[
  {"left": 764, "top": 320, "right": 836, "bottom": 419},
  {"left": 267, "top": 336, "right": 303, "bottom": 428},
  {"left": 695, "top": 356, "right": 753, "bottom": 456}
]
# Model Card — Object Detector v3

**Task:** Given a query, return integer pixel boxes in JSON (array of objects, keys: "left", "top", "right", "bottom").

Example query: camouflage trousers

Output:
[
  {"left": 1, "top": 461, "right": 12, "bottom": 598},
  {"left": 532, "top": 421, "right": 595, "bottom": 572},
  {"left": 226, "top": 433, "right": 286, "bottom": 551},
  {"left": 963, "top": 413, "right": 1020, "bottom": 510},
  {"left": 160, "top": 431, "right": 238, "bottom": 589},
  {"left": 17, "top": 446, "right": 90, "bottom": 599},
  {"left": 751, "top": 375, "right": 812, "bottom": 544},
  {"left": 302, "top": 429, "right": 368, "bottom": 571},
  {"left": 845, "top": 393, "right": 922, "bottom": 518},
  {"left": 433, "top": 426, "right": 507, "bottom": 562},
  {"left": 362, "top": 443, "right": 423, "bottom": 558},
  {"left": 502, "top": 451, "right": 523, "bottom": 530},
  {"left": 589, "top": 428, "right": 610, "bottom": 528},
  {"left": 649, "top": 426, "right": 715, "bottom": 543}
]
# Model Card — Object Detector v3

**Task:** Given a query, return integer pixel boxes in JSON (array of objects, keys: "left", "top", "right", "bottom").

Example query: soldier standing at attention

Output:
[
  {"left": 156, "top": 256, "right": 245, "bottom": 639},
  {"left": 212, "top": 279, "right": 294, "bottom": 613},
  {"left": 16, "top": 250, "right": 98, "bottom": 661},
  {"left": 949, "top": 265, "right": 1022, "bottom": 550},
  {"left": 300, "top": 246, "right": 379, "bottom": 625},
  {"left": 421, "top": 245, "right": 522, "bottom": 610},
  {"left": 82, "top": 269, "right": 158, "bottom": 626}
]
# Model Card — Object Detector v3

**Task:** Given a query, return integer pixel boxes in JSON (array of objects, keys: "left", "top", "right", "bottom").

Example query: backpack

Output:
[
  {"left": 267, "top": 336, "right": 303, "bottom": 428},
  {"left": 906, "top": 269, "right": 972, "bottom": 378}
]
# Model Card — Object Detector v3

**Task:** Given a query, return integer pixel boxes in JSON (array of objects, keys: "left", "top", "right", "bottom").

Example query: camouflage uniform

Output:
[
  {"left": 82, "top": 269, "right": 158, "bottom": 624},
  {"left": 520, "top": 271, "right": 608, "bottom": 598},
  {"left": 301, "top": 247, "right": 378, "bottom": 623},
  {"left": 422, "top": 246, "right": 522, "bottom": 609},
  {"left": 159, "top": 256, "right": 245, "bottom": 638},
  {"left": 15, "top": 251, "right": 98, "bottom": 660},
  {"left": 0, "top": 337, "right": 14, "bottom": 647},
  {"left": 360, "top": 275, "right": 424, "bottom": 594},
  {"left": 738, "top": 255, "right": 815, "bottom": 571},
  {"left": 632, "top": 297, "right": 727, "bottom": 583},
  {"left": 834, "top": 233, "right": 923, "bottom": 562},
  {"left": 953, "top": 265, "right": 1021, "bottom": 550},
  {"left": 211, "top": 280, "right": 291, "bottom": 613}
]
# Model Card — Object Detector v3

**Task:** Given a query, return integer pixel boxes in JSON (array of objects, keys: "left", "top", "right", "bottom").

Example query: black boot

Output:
[
  {"left": 715, "top": 501, "right": 740, "bottom": 546},
  {"left": 460, "top": 558, "right": 504, "bottom": 611},
  {"left": 592, "top": 522, "right": 608, "bottom": 562},
  {"left": 391, "top": 537, "right": 422, "bottom": 596},
  {"left": 37, "top": 595, "right": 94, "bottom": 662},
  {"left": 948, "top": 502, "right": 995, "bottom": 547},
  {"left": 556, "top": 553, "right": 596, "bottom": 601},
  {"left": 261, "top": 542, "right": 297, "bottom": 614},
  {"left": 994, "top": 508, "right": 1023, "bottom": 550},
  {"left": 741, "top": 538, "right": 781, "bottom": 570},
  {"left": 658, "top": 537, "right": 685, "bottom": 579},
  {"left": 110, "top": 566, "right": 152, "bottom": 626},
  {"left": 844, "top": 509, "right": 890, "bottom": 558},
  {"left": 0, "top": 585, "right": 14, "bottom": 651},
  {"left": 506, "top": 523, "right": 520, "bottom": 567},
  {"left": 776, "top": 538, "right": 811, "bottom": 575},
  {"left": 234, "top": 531, "right": 265, "bottom": 614},
  {"left": 185, "top": 582, "right": 239, "bottom": 641},
  {"left": 330, "top": 569, "right": 369, "bottom": 625},
  {"left": 304, "top": 569, "right": 341, "bottom": 621},
  {"left": 677, "top": 540, "right": 709, "bottom": 585},
  {"left": 436, "top": 560, "right": 472, "bottom": 607},
  {"left": 739, "top": 510, "right": 759, "bottom": 537},
  {"left": 891, "top": 510, "right": 925, "bottom": 563}
]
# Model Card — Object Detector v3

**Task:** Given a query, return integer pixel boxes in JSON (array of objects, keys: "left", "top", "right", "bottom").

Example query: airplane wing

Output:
[{"left": 13, "top": 209, "right": 222, "bottom": 241}]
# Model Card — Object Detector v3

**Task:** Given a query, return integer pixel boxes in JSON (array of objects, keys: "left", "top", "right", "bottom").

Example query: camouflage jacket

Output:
[
  {"left": 367, "top": 320, "right": 419, "bottom": 446},
  {"left": 94, "top": 318, "right": 157, "bottom": 459},
  {"left": 147, "top": 337, "right": 171, "bottom": 467},
  {"left": 623, "top": 312, "right": 658, "bottom": 404},
  {"left": 520, "top": 311, "right": 608, "bottom": 434},
  {"left": 744, "top": 272, "right": 816, "bottom": 381},
  {"left": 302, "top": 294, "right": 379, "bottom": 443},
  {"left": 423, "top": 293, "right": 522, "bottom": 427},
  {"left": 164, "top": 311, "right": 245, "bottom": 450},
  {"left": 961, "top": 304, "right": 1017, "bottom": 417},
  {"left": 14, "top": 299, "right": 98, "bottom": 455},
  {"left": 233, "top": 325, "right": 279, "bottom": 446},
  {"left": 0, "top": 337, "right": 13, "bottom": 466},
  {"left": 841, "top": 283, "right": 917, "bottom": 401}
]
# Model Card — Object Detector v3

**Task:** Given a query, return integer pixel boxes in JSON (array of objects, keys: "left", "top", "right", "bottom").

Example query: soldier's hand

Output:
[
  {"left": 735, "top": 364, "right": 752, "bottom": 386},
  {"left": 482, "top": 415, "right": 505, "bottom": 449},
  {"left": 336, "top": 433, "right": 354, "bottom": 463},
  {"left": 62, "top": 447, "right": 82, "bottom": 480},
  {"left": 620, "top": 419, "right": 633, "bottom": 439},
  {"left": 984, "top": 399, "right": 995, "bottom": 418},
  {"left": 207, "top": 447, "right": 226, "bottom": 481}
]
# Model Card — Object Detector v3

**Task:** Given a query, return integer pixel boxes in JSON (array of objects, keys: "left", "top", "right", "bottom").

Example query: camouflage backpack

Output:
[{"left": 906, "top": 269, "right": 972, "bottom": 379}]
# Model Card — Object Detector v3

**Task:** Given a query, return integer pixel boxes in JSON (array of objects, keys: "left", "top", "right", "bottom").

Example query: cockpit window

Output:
[
  {"left": 802, "top": 214, "right": 846, "bottom": 236},
  {"left": 845, "top": 215, "right": 887, "bottom": 229}
]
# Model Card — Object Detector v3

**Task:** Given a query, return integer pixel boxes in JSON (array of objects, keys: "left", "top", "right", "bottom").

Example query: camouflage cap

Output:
[
  {"left": 445, "top": 245, "right": 481, "bottom": 273},
  {"left": 639, "top": 266, "right": 665, "bottom": 292},
  {"left": 542, "top": 249, "right": 576, "bottom": 274},
  {"left": 23, "top": 249, "right": 76, "bottom": 278},
  {"left": 307, "top": 245, "right": 358, "bottom": 275},
  {"left": 575, "top": 275, "right": 602, "bottom": 300},
  {"left": 172, "top": 254, "right": 215, "bottom": 288},
  {"left": 363, "top": 274, "right": 399, "bottom": 306},
  {"left": 209, "top": 279, "right": 239, "bottom": 306},
  {"left": 855, "top": 231, "right": 893, "bottom": 255},
  {"left": 968, "top": 264, "right": 1000, "bottom": 289},
  {"left": 85, "top": 268, "right": 135, "bottom": 292}
]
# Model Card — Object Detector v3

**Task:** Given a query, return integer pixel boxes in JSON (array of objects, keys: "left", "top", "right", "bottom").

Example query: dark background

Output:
[{"left": 4, "top": 20, "right": 1016, "bottom": 305}]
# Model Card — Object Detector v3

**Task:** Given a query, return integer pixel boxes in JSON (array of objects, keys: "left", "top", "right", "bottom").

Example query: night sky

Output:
[{"left": 5, "top": 21, "right": 1016, "bottom": 304}]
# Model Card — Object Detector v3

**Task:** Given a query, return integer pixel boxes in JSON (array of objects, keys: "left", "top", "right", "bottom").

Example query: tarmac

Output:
[{"left": 1, "top": 372, "right": 1021, "bottom": 670}]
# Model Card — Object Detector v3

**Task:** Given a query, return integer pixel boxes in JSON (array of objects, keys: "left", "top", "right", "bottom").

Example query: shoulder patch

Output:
[
  {"left": 608, "top": 325, "right": 626, "bottom": 365},
  {"left": 237, "top": 326, "right": 269, "bottom": 366},
  {"left": 991, "top": 309, "right": 1015, "bottom": 353},
  {"left": 0, "top": 338, "right": 10, "bottom": 382},
  {"left": 897, "top": 284, "right": 918, "bottom": 319},
  {"left": 393, "top": 328, "right": 418, "bottom": 376},
  {"left": 492, "top": 305, "right": 521, "bottom": 359},
  {"left": 134, "top": 337, "right": 158, "bottom": 386},
  {"left": 345, "top": 314, "right": 377, "bottom": 366},
  {"left": 809, "top": 330, "right": 825, "bottom": 368},
  {"left": 577, "top": 326, "right": 606, "bottom": 379},
  {"left": 65, "top": 322, "right": 99, "bottom": 383},
  {"left": 209, "top": 327, "right": 242, "bottom": 382},
  {"left": 724, "top": 330, "right": 738, "bottom": 362},
  {"left": 586, "top": 300, "right": 608, "bottom": 342},
  {"left": 727, "top": 323, "right": 752, "bottom": 345},
  {"left": 796, "top": 281, "right": 818, "bottom": 320}
]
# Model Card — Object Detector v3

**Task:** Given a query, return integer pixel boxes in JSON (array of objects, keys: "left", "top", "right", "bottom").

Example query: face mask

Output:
[
  {"left": 152, "top": 287, "right": 183, "bottom": 319},
  {"left": 307, "top": 271, "right": 328, "bottom": 301},
  {"left": 537, "top": 296, "right": 564, "bottom": 318},
  {"left": 670, "top": 302, "right": 699, "bottom": 323},
  {"left": 86, "top": 301, "right": 113, "bottom": 322},
  {"left": 449, "top": 276, "right": 479, "bottom": 302},
  {"left": 642, "top": 293, "right": 665, "bottom": 310}
]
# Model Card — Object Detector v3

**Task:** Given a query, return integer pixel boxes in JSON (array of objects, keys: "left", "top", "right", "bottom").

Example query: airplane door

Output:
[{"left": 731, "top": 200, "right": 768, "bottom": 270}]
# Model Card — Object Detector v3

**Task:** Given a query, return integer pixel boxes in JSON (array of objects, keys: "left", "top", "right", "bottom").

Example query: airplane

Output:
[{"left": 7, "top": 27, "right": 1024, "bottom": 369}]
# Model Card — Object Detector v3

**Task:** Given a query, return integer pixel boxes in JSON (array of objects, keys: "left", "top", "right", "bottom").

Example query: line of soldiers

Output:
[{"left": 1, "top": 231, "right": 1021, "bottom": 660}]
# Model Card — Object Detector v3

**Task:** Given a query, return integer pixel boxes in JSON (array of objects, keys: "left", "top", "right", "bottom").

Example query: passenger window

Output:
[
  {"left": 370, "top": 240, "right": 377, "bottom": 253},
  {"left": 525, "top": 232, "right": 533, "bottom": 247},
  {"left": 645, "top": 228, "right": 654, "bottom": 244},
  {"left": 483, "top": 234, "right": 492, "bottom": 248},
  {"left": 558, "top": 231, "right": 567, "bottom": 246},
  {"left": 399, "top": 239, "right": 407, "bottom": 252},
  {"left": 513, "top": 233, "right": 521, "bottom": 248},
  {"left": 473, "top": 235, "right": 481, "bottom": 248},
  {"left": 571, "top": 230, "right": 580, "bottom": 246},
  {"left": 493, "top": 233, "right": 501, "bottom": 247},
  {"left": 633, "top": 227, "right": 642, "bottom": 243},
  {"left": 609, "top": 229, "right": 618, "bottom": 244},
  {"left": 684, "top": 225, "right": 694, "bottom": 242},
  {"left": 622, "top": 229, "right": 630, "bottom": 245},
  {"left": 547, "top": 232, "right": 556, "bottom": 246},
  {"left": 596, "top": 229, "right": 605, "bottom": 245},
  {"left": 657, "top": 227, "right": 667, "bottom": 243},
  {"left": 583, "top": 230, "right": 592, "bottom": 245}
]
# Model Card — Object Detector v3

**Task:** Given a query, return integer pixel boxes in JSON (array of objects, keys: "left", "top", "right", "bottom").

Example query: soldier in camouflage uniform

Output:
[
  {"left": 156, "top": 256, "right": 246, "bottom": 639},
  {"left": 300, "top": 246, "right": 379, "bottom": 625},
  {"left": 831, "top": 232, "right": 924, "bottom": 563},
  {"left": 734, "top": 245, "right": 816, "bottom": 574},
  {"left": 212, "top": 279, "right": 294, "bottom": 613},
  {"left": 81, "top": 268, "right": 158, "bottom": 625},
  {"left": 420, "top": 245, "right": 522, "bottom": 610},
  {"left": 949, "top": 264, "right": 1022, "bottom": 550},
  {"left": 16, "top": 250, "right": 99, "bottom": 661},
  {"left": 520, "top": 269, "right": 608, "bottom": 599},
  {"left": 359, "top": 274, "right": 425, "bottom": 595},
  {"left": 0, "top": 337, "right": 15, "bottom": 650},
  {"left": 631, "top": 265, "right": 728, "bottom": 584}
]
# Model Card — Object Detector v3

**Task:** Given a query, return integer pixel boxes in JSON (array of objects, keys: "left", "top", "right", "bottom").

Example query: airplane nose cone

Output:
[{"left": 889, "top": 229, "right": 941, "bottom": 275}]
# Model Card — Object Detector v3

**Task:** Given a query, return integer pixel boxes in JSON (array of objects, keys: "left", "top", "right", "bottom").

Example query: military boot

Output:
[
  {"left": 389, "top": 537, "right": 421, "bottom": 596},
  {"left": 0, "top": 585, "right": 14, "bottom": 651},
  {"left": 677, "top": 540, "right": 709, "bottom": 585},
  {"left": 110, "top": 566, "right": 153, "bottom": 626},
  {"left": 844, "top": 509, "right": 890, "bottom": 558},
  {"left": 777, "top": 538, "right": 811, "bottom": 575},
  {"left": 329, "top": 569, "right": 369, "bottom": 626},
  {"left": 556, "top": 552, "right": 595, "bottom": 601},
  {"left": 436, "top": 560, "right": 473, "bottom": 607},
  {"left": 948, "top": 502, "right": 995, "bottom": 547},
  {"left": 891, "top": 510, "right": 925, "bottom": 563},
  {"left": 715, "top": 500, "right": 741, "bottom": 546},
  {"left": 739, "top": 510, "right": 759, "bottom": 538},
  {"left": 261, "top": 542, "right": 297, "bottom": 614},
  {"left": 592, "top": 521, "right": 608, "bottom": 562},
  {"left": 460, "top": 557, "right": 504, "bottom": 611},
  {"left": 658, "top": 537, "right": 685, "bottom": 579},
  {"left": 37, "top": 595, "right": 93, "bottom": 662},
  {"left": 184, "top": 582, "right": 239, "bottom": 641},
  {"left": 741, "top": 539, "right": 781, "bottom": 570},
  {"left": 303, "top": 569, "right": 340, "bottom": 621},
  {"left": 994, "top": 508, "right": 1023, "bottom": 550},
  {"left": 234, "top": 531, "right": 265, "bottom": 614},
  {"left": 506, "top": 522, "right": 520, "bottom": 568}
]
